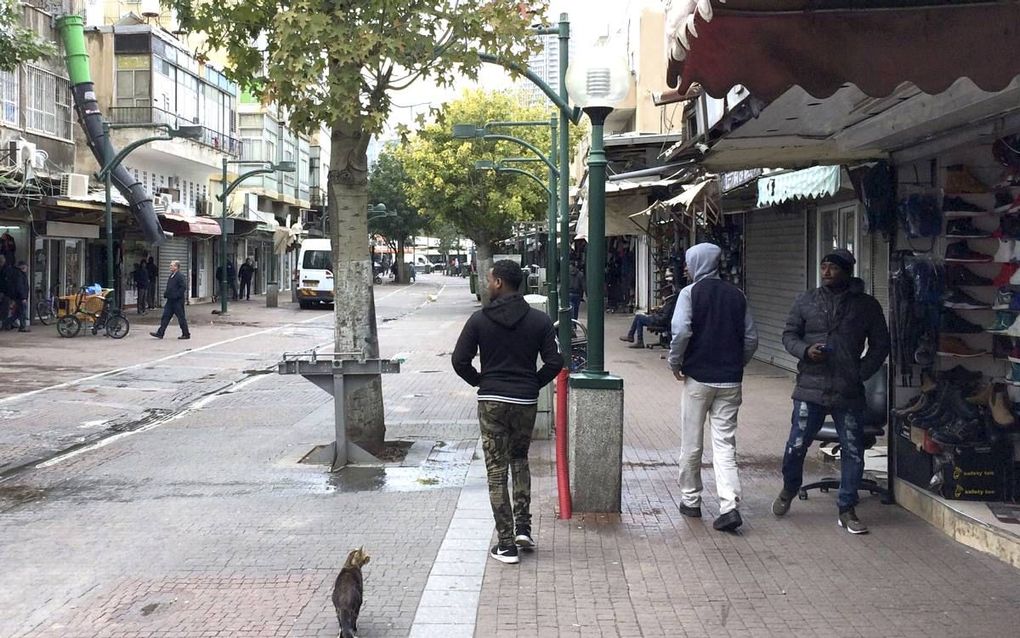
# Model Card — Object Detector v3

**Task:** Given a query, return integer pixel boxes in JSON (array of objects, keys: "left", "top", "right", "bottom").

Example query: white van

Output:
[{"left": 296, "top": 238, "right": 334, "bottom": 308}]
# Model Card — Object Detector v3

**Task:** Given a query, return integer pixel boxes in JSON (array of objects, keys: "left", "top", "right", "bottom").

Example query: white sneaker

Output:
[
  {"left": 1004, "top": 315, "right": 1020, "bottom": 337},
  {"left": 994, "top": 238, "right": 1014, "bottom": 262}
]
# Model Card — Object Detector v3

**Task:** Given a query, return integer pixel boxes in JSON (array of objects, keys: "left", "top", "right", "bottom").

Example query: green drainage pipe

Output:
[{"left": 56, "top": 14, "right": 165, "bottom": 246}]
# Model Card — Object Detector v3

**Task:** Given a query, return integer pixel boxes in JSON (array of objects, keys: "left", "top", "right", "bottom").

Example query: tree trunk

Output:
[
  {"left": 396, "top": 236, "right": 407, "bottom": 284},
  {"left": 328, "top": 119, "right": 385, "bottom": 454},
  {"left": 475, "top": 239, "right": 494, "bottom": 307}
]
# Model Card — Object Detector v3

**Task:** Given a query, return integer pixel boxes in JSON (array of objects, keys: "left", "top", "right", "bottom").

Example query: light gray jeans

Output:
[{"left": 679, "top": 378, "right": 743, "bottom": 514}]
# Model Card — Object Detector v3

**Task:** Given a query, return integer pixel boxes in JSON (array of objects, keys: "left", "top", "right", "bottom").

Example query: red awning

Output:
[
  {"left": 159, "top": 213, "right": 222, "bottom": 237},
  {"left": 666, "top": 2, "right": 1020, "bottom": 101}
]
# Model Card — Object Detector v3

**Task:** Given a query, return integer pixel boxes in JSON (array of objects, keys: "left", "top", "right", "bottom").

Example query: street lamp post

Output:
[
  {"left": 217, "top": 159, "right": 295, "bottom": 315},
  {"left": 98, "top": 122, "right": 203, "bottom": 309},
  {"left": 453, "top": 120, "right": 559, "bottom": 317},
  {"left": 564, "top": 36, "right": 631, "bottom": 513}
]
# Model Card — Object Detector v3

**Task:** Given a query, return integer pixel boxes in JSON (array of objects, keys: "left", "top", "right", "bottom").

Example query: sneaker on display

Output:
[
  {"left": 945, "top": 164, "right": 990, "bottom": 194},
  {"left": 994, "top": 238, "right": 1016, "bottom": 262},
  {"left": 993, "top": 263, "right": 1020, "bottom": 287},
  {"left": 993, "top": 288, "right": 1014, "bottom": 309},
  {"left": 988, "top": 311, "right": 1016, "bottom": 333},
  {"left": 947, "top": 265, "right": 994, "bottom": 287},
  {"left": 945, "top": 241, "right": 993, "bottom": 263},
  {"left": 936, "top": 335, "right": 987, "bottom": 358},
  {"left": 943, "top": 289, "right": 991, "bottom": 309},
  {"left": 1005, "top": 315, "right": 1020, "bottom": 338},
  {"left": 941, "top": 309, "right": 985, "bottom": 334},
  {"left": 943, "top": 194, "right": 988, "bottom": 214},
  {"left": 931, "top": 417, "right": 985, "bottom": 446},
  {"left": 946, "top": 218, "right": 991, "bottom": 238},
  {"left": 1009, "top": 344, "right": 1020, "bottom": 363}
]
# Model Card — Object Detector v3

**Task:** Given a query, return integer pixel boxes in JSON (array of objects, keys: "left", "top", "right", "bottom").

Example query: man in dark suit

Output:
[{"left": 150, "top": 260, "right": 190, "bottom": 340}]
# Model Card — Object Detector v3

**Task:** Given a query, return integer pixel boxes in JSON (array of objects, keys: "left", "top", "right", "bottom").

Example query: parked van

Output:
[{"left": 296, "top": 238, "right": 333, "bottom": 308}]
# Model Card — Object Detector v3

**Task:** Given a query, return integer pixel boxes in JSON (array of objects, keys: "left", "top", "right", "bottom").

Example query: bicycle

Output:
[
  {"left": 35, "top": 287, "right": 57, "bottom": 326},
  {"left": 553, "top": 319, "right": 588, "bottom": 372},
  {"left": 57, "top": 287, "right": 130, "bottom": 339}
]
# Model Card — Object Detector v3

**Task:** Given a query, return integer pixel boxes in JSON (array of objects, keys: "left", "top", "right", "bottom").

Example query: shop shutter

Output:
[
  {"left": 745, "top": 208, "right": 807, "bottom": 372},
  {"left": 157, "top": 238, "right": 189, "bottom": 300}
]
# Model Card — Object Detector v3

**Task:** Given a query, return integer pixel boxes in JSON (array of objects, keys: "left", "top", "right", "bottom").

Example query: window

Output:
[
  {"left": 115, "top": 55, "right": 152, "bottom": 112},
  {"left": 241, "top": 138, "right": 262, "bottom": 161},
  {"left": 0, "top": 69, "right": 17, "bottom": 125},
  {"left": 302, "top": 250, "right": 332, "bottom": 270},
  {"left": 817, "top": 203, "right": 860, "bottom": 283},
  {"left": 25, "top": 68, "right": 72, "bottom": 140}
]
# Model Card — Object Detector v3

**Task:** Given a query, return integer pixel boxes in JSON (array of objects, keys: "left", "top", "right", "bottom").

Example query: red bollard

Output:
[{"left": 555, "top": 367, "right": 572, "bottom": 519}]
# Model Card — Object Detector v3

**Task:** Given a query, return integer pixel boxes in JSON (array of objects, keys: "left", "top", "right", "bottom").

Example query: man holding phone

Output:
[{"left": 775, "top": 248, "right": 889, "bottom": 534}]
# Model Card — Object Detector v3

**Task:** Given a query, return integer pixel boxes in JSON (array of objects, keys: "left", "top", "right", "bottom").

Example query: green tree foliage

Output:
[
  {"left": 165, "top": 0, "right": 548, "bottom": 451},
  {"left": 368, "top": 144, "right": 429, "bottom": 282},
  {"left": 397, "top": 88, "right": 583, "bottom": 286},
  {"left": 0, "top": 0, "right": 57, "bottom": 72}
]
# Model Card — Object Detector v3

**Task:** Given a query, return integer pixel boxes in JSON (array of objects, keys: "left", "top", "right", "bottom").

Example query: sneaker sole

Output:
[
  {"left": 936, "top": 351, "right": 988, "bottom": 358},
  {"left": 837, "top": 518, "right": 869, "bottom": 535},
  {"left": 772, "top": 501, "right": 792, "bottom": 517},
  {"left": 489, "top": 552, "right": 520, "bottom": 564},
  {"left": 514, "top": 537, "right": 536, "bottom": 550}
]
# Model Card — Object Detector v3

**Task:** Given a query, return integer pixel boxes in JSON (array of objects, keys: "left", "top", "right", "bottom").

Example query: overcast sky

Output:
[{"left": 379, "top": 0, "right": 638, "bottom": 137}]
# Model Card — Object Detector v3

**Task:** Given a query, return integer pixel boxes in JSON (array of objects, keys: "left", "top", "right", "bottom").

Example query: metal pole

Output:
[
  {"left": 546, "top": 115, "right": 558, "bottom": 320},
  {"left": 105, "top": 169, "right": 115, "bottom": 305},
  {"left": 556, "top": 12, "right": 573, "bottom": 520},
  {"left": 220, "top": 157, "right": 229, "bottom": 315},
  {"left": 584, "top": 107, "right": 612, "bottom": 375}
]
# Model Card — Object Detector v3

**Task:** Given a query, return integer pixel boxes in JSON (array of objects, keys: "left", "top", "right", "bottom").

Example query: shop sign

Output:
[
  {"left": 720, "top": 168, "right": 762, "bottom": 193},
  {"left": 46, "top": 221, "right": 99, "bottom": 239}
]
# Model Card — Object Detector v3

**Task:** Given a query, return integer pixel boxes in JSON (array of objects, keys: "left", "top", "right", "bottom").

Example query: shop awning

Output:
[
  {"left": 757, "top": 165, "right": 841, "bottom": 207},
  {"left": 159, "top": 213, "right": 221, "bottom": 237},
  {"left": 665, "top": 1, "right": 1020, "bottom": 101},
  {"left": 662, "top": 179, "right": 717, "bottom": 209}
]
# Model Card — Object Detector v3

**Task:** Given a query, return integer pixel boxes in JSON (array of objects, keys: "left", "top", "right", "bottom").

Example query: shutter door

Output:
[
  {"left": 157, "top": 238, "right": 189, "bottom": 300},
  {"left": 870, "top": 232, "right": 890, "bottom": 318},
  {"left": 745, "top": 208, "right": 807, "bottom": 372}
]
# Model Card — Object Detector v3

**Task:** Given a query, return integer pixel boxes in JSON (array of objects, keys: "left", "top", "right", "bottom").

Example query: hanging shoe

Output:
[
  {"left": 945, "top": 241, "right": 993, "bottom": 263},
  {"left": 947, "top": 265, "right": 994, "bottom": 287},
  {"left": 946, "top": 218, "right": 991, "bottom": 238},
  {"left": 1004, "top": 315, "right": 1020, "bottom": 338},
  {"left": 993, "top": 287, "right": 1013, "bottom": 309},
  {"left": 993, "top": 238, "right": 1015, "bottom": 262},
  {"left": 989, "top": 385, "right": 1017, "bottom": 427},
  {"left": 989, "top": 311, "right": 1018, "bottom": 334},
  {"left": 943, "top": 195, "right": 989, "bottom": 215},
  {"left": 945, "top": 164, "right": 990, "bottom": 193}
]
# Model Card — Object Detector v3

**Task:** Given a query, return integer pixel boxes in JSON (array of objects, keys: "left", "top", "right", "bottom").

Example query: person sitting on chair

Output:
[{"left": 619, "top": 276, "right": 677, "bottom": 349}]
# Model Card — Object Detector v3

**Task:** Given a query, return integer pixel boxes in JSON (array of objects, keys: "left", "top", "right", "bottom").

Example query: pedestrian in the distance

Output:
[
  {"left": 12, "top": 261, "right": 30, "bottom": 333},
  {"left": 452, "top": 260, "right": 564, "bottom": 565},
  {"left": 775, "top": 248, "right": 889, "bottom": 534},
  {"left": 146, "top": 256, "right": 158, "bottom": 308},
  {"left": 668, "top": 243, "right": 758, "bottom": 532},
  {"left": 133, "top": 259, "right": 148, "bottom": 314},
  {"left": 568, "top": 260, "right": 584, "bottom": 321},
  {"left": 150, "top": 260, "right": 190, "bottom": 340},
  {"left": 238, "top": 258, "right": 255, "bottom": 300},
  {"left": 226, "top": 260, "right": 238, "bottom": 300}
]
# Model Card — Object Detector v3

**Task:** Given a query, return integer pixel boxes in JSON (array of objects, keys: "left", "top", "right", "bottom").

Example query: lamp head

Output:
[
  {"left": 452, "top": 124, "right": 483, "bottom": 139},
  {"left": 473, "top": 160, "right": 496, "bottom": 171},
  {"left": 565, "top": 37, "right": 630, "bottom": 110}
]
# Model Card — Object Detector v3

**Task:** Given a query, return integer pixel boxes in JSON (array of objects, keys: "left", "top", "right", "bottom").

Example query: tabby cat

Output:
[{"left": 332, "top": 547, "right": 370, "bottom": 638}]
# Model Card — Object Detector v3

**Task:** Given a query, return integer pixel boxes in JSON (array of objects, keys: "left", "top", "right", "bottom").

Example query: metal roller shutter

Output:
[
  {"left": 745, "top": 208, "right": 807, "bottom": 371},
  {"left": 870, "top": 232, "right": 890, "bottom": 318},
  {"left": 157, "top": 238, "right": 189, "bottom": 300}
]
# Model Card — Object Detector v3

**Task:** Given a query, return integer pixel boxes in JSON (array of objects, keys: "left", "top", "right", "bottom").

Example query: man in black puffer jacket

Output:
[
  {"left": 774, "top": 248, "right": 889, "bottom": 534},
  {"left": 453, "top": 259, "right": 564, "bottom": 565}
]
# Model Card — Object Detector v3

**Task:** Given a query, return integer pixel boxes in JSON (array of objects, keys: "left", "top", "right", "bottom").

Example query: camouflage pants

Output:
[{"left": 478, "top": 400, "right": 538, "bottom": 547}]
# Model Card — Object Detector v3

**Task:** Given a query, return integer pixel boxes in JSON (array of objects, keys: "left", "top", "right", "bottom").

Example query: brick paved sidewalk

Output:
[{"left": 475, "top": 313, "right": 1020, "bottom": 638}]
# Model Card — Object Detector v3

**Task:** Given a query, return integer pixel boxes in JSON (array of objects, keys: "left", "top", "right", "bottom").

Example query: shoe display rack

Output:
[{"left": 892, "top": 152, "right": 1020, "bottom": 503}]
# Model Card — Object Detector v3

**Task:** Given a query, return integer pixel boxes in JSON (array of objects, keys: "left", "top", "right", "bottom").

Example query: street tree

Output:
[
  {"left": 166, "top": 0, "right": 546, "bottom": 452},
  {"left": 398, "top": 88, "right": 582, "bottom": 303},
  {"left": 1, "top": 0, "right": 57, "bottom": 72},
  {"left": 368, "top": 145, "right": 430, "bottom": 283}
]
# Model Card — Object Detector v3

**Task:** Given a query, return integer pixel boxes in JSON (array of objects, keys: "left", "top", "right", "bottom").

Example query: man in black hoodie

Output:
[{"left": 452, "top": 259, "right": 564, "bottom": 565}]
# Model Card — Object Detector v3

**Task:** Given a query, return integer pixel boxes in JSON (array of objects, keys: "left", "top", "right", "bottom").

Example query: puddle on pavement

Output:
[
  {"left": 323, "top": 465, "right": 462, "bottom": 493},
  {"left": 0, "top": 483, "right": 49, "bottom": 507}
]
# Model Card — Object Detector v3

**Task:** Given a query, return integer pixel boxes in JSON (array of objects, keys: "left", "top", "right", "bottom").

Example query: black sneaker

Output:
[
  {"left": 713, "top": 510, "right": 743, "bottom": 532},
  {"left": 946, "top": 218, "right": 991, "bottom": 238},
  {"left": 149, "top": 331, "right": 164, "bottom": 339},
  {"left": 931, "top": 418, "right": 985, "bottom": 446},
  {"left": 678, "top": 503, "right": 702, "bottom": 518},
  {"left": 940, "top": 309, "right": 985, "bottom": 334},
  {"left": 945, "top": 241, "right": 993, "bottom": 263},
  {"left": 837, "top": 508, "right": 869, "bottom": 534},
  {"left": 943, "top": 195, "right": 988, "bottom": 214},
  {"left": 514, "top": 526, "right": 536, "bottom": 550},
  {"left": 946, "top": 266, "right": 993, "bottom": 287},
  {"left": 489, "top": 543, "right": 520, "bottom": 564},
  {"left": 943, "top": 289, "right": 990, "bottom": 309},
  {"left": 772, "top": 490, "right": 794, "bottom": 516}
]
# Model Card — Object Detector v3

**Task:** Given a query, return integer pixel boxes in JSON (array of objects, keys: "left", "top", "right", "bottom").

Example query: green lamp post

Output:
[
  {"left": 217, "top": 158, "right": 295, "bottom": 315},
  {"left": 98, "top": 122, "right": 203, "bottom": 309}
]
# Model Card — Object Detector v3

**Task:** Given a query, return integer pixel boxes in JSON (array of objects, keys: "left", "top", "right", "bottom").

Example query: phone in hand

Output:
[{"left": 818, "top": 343, "right": 833, "bottom": 353}]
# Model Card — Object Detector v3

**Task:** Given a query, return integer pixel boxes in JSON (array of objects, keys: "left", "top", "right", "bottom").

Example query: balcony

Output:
[{"left": 107, "top": 106, "right": 242, "bottom": 157}]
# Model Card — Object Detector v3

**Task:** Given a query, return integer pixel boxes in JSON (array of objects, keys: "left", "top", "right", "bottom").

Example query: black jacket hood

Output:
[{"left": 483, "top": 293, "right": 530, "bottom": 328}]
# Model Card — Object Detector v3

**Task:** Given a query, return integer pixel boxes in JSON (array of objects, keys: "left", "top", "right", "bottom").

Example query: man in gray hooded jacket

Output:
[{"left": 668, "top": 243, "right": 758, "bottom": 532}]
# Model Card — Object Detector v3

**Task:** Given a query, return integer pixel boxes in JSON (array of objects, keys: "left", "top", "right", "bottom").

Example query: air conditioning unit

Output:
[
  {"left": 59, "top": 173, "right": 89, "bottom": 198},
  {"left": 205, "top": 199, "right": 215, "bottom": 216},
  {"left": 153, "top": 193, "right": 172, "bottom": 211},
  {"left": 140, "top": 0, "right": 161, "bottom": 18}
]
